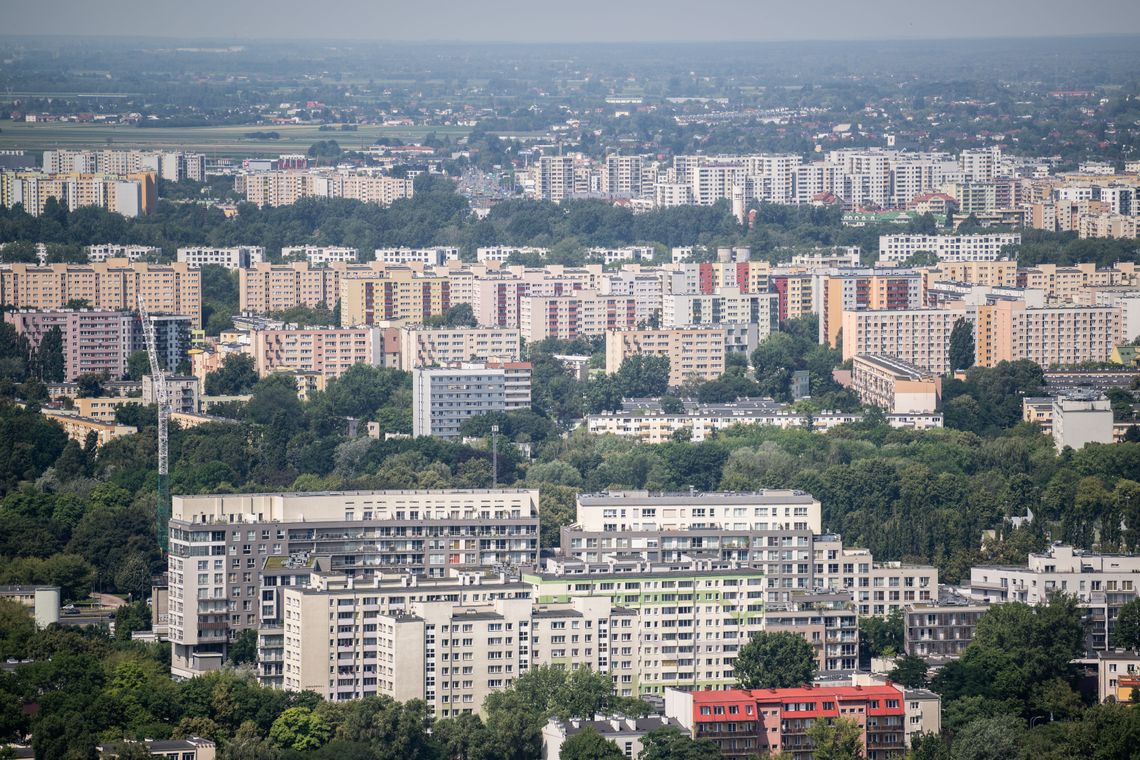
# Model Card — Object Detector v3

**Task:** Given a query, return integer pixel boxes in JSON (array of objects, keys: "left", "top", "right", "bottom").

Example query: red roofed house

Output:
[{"left": 664, "top": 684, "right": 907, "bottom": 759}]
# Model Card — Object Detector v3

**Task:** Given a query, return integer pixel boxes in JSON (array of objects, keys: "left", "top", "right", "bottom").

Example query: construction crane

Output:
[{"left": 137, "top": 296, "right": 171, "bottom": 555}]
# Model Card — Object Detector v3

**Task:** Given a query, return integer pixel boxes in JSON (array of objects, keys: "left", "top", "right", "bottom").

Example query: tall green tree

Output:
[
  {"left": 36, "top": 326, "right": 65, "bottom": 383},
  {"left": 1115, "top": 597, "right": 1140, "bottom": 650},
  {"left": 559, "top": 726, "right": 625, "bottom": 760},
  {"left": 734, "top": 631, "right": 817, "bottom": 689},
  {"left": 949, "top": 317, "right": 976, "bottom": 372},
  {"left": 639, "top": 727, "right": 722, "bottom": 760},
  {"left": 204, "top": 353, "right": 258, "bottom": 396}
]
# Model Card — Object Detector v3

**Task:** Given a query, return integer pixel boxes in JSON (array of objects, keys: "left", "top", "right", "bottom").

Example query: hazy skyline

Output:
[{"left": 5, "top": 0, "right": 1140, "bottom": 42}]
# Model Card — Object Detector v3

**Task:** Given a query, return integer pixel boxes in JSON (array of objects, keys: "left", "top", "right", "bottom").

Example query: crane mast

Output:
[{"left": 137, "top": 296, "right": 170, "bottom": 554}]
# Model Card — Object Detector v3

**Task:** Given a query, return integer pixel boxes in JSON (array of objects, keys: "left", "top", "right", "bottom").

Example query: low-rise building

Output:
[
  {"left": 40, "top": 410, "right": 136, "bottom": 447},
  {"left": 849, "top": 355, "right": 941, "bottom": 414},
  {"left": 542, "top": 715, "right": 682, "bottom": 760},
  {"left": 176, "top": 246, "right": 265, "bottom": 270},
  {"left": 968, "top": 545, "right": 1140, "bottom": 651},
  {"left": 1052, "top": 394, "right": 1114, "bottom": 450},
  {"left": 903, "top": 598, "right": 988, "bottom": 662},
  {"left": 1097, "top": 650, "right": 1140, "bottom": 703},
  {"left": 665, "top": 684, "right": 908, "bottom": 759}
]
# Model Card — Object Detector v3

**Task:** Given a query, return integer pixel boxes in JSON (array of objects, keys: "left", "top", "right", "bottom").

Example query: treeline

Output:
[{"left": 4, "top": 174, "right": 1133, "bottom": 268}]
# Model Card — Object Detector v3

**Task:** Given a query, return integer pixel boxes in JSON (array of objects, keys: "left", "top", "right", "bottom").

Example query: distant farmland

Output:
[{"left": 0, "top": 121, "right": 471, "bottom": 158}]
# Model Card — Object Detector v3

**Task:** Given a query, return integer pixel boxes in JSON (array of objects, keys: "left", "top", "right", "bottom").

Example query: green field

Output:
[{"left": 0, "top": 121, "right": 471, "bottom": 158}]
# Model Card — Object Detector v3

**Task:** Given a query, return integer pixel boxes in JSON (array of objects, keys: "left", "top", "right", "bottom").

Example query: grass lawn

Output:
[{"left": 0, "top": 121, "right": 471, "bottom": 158}]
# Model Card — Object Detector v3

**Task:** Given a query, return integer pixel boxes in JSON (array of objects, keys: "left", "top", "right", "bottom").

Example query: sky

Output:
[{"left": 4, "top": 0, "right": 1140, "bottom": 42}]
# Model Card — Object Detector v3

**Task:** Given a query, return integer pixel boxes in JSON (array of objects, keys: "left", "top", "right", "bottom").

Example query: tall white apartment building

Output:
[
  {"left": 959, "top": 147, "right": 1002, "bottom": 182},
  {"left": 85, "top": 244, "right": 161, "bottom": 262},
  {"left": 166, "top": 488, "right": 541, "bottom": 680},
  {"left": 603, "top": 155, "right": 651, "bottom": 197},
  {"left": 281, "top": 246, "right": 359, "bottom": 265},
  {"left": 476, "top": 246, "right": 549, "bottom": 263},
  {"left": 413, "top": 362, "right": 531, "bottom": 439},
  {"left": 878, "top": 233, "right": 1021, "bottom": 263},
  {"left": 177, "top": 246, "right": 266, "bottom": 270},
  {"left": 841, "top": 307, "right": 965, "bottom": 374}
]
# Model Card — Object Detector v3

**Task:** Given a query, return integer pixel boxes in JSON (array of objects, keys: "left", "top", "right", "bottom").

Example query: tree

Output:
[
  {"left": 949, "top": 317, "right": 976, "bottom": 372},
  {"left": 75, "top": 373, "right": 105, "bottom": 398},
  {"left": 126, "top": 350, "right": 151, "bottom": 381},
  {"left": 908, "top": 732, "right": 951, "bottom": 760},
  {"left": 36, "top": 326, "right": 65, "bottom": 383},
  {"left": 639, "top": 727, "right": 722, "bottom": 760},
  {"left": 889, "top": 654, "right": 930, "bottom": 688},
  {"left": 734, "top": 631, "right": 817, "bottom": 689},
  {"left": 860, "top": 609, "right": 904, "bottom": 660},
  {"left": 229, "top": 628, "right": 258, "bottom": 665},
  {"left": 949, "top": 716, "right": 1025, "bottom": 760},
  {"left": 1115, "top": 597, "right": 1140, "bottom": 650},
  {"left": 204, "top": 353, "right": 258, "bottom": 396},
  {"left": 269, "top": 706, "right": 331, "bottom": 750},
  {"left": 559, "top": 727, "right": 625, "bottom": 760},
  {"left": 221, "top": 720, "right": 281, "bottom": 760},
  {"left": 807, "top": 716, "right": 865, "bottom": 760}
]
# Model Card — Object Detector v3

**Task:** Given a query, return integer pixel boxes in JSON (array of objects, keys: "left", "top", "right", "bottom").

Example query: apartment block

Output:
[
  {"left": 240, "top": 261, "right": 352, "bottom": 314},
  {"left": 0, "top": 259, "right": 202, "bottom": 327},
  {"left": 763, "top": 591, "right": 860, "bottom": 672},
  {"left": 279, "top": 569, "right": 540, "bottom": 709},
  {"left": 413, "top": 363, "right": 531, "bottom": 439},
  {"left": 4, "top": 309, "right": 133, "bottom": 380},
  {"left": 1, "top": 170, "right": 157, "bottom": 217},
  {"left": 850, "top": 354, "right": 941, "bottom": 414},
  {"left": 604, "top": 327, "right": 727, "bottom": 387},
  {"left": 878, "top": 233, "right": 1021, "bottom": 263},
  {"left": 841, "top": 307, "right": 964, "bottom": 374},
  {"left": 903, "top": 599, "right": 987, "bottom": 662},
  {"left": 85, "top": 244, "right": 161, "bottom": 263},
  {"left": 166, "top": 488, "right": 541, "bottom": 679},
  {"left": 968, "top": 545, "right": 1140, "bottom": 650},
  {"left": 923, "top": 260, "right": 1019, "bottom": 289},
  {"left": 525, "top": 559, "right": 772, "bottom": 695},
  {"left": 819, "top": 269, "right": 924, "bottom": 348},
  {"left": 975, "top": 299, "right": 1121, "bottom": 367},
  {"left": 476, "top": 246, "right": 550, "bottom": 263},
  {"left": 1051, "top": 395, "right": 1114, "bottom": 450},
  {"left": 518, "top": 290, "right": 638, "bottom": 342},
  {"left": 177, "top": 246, "right": 266, "bottom": 270},
  {"left": 281, "top": 246, "right": 359, "bottom": 265},
  {"left": 812, "top": 536, "right": 938, "bottom": 617},
  {"left": 340, "top": 271, "right": 451, "bottom": 326},
  {"left": 398, "top": 326, "right": 522, "bottom": 371},
  {"left": 40, "top": 409, "right": 136, "bottom": 447},
  {"left": 663, "top": 290, "right": 777, "bottom": 339},
  {"left": 665, "top": 684, "right": 907, "bottom": 760},
  {"left": 374, "top": 247, "right": 460, "bottom": 266},
  {"left": 249, "top": 325, "right": 397, "bottom": 378},
  {"left": 771, "top": 273, "right": 816, "bottom": 322},
  {"left": 241, "top": 170, "right": 412, "bottom": 208}
]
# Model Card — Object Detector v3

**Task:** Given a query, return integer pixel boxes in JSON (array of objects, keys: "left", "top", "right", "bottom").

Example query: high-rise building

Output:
[
  {"left": 166, "top": 488, "right": 541, "bottom": 679},
  {"left": 412, "top": 362, "right": 531, "bottom": 439},
  {"left": 604, "top": 327, "right": 727, "bottom": 387}
]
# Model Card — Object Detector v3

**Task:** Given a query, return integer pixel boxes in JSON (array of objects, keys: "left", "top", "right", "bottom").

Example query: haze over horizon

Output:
[{"left": 5, "top": 0, "right": 1140, "bottom": 43}]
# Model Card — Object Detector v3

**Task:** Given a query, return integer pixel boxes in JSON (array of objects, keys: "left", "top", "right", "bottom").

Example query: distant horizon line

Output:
[{"left": 1, "top": 31, "right": 1139, "bottom": 46}]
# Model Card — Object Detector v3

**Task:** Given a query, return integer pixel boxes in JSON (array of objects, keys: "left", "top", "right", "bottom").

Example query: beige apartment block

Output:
[
  {"left": 249, "top": 325, "right": 398, "bottom": 378},
  {"left": 518, "top": 290, "right": 639, "bottom": 342},
  {"left": 975, "top": 300, "right": 1121, "bottom": 368},
  {"left": 850, "top": 354, "right": 941, "bottom": 413},
  {"left": 398, "top": 325, "right": 522, "bottom": 371},
  {"left": 0, "top": 259, "right": 201, "bottom": 327},
  {"left": 813, "top": 536, "right": 938, "bottom": 617},
  {"left": 604, "top": 327, "right": 727, "bottom": 387},
  {"left": 921, "top": 260, "right": 1018, "bottom": 289},
  {"left": 340, "top": 271, "right": 451, "bottom": 326},
  {"left": 841, "top": 307, "right": 964, "bottom": 374}
]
